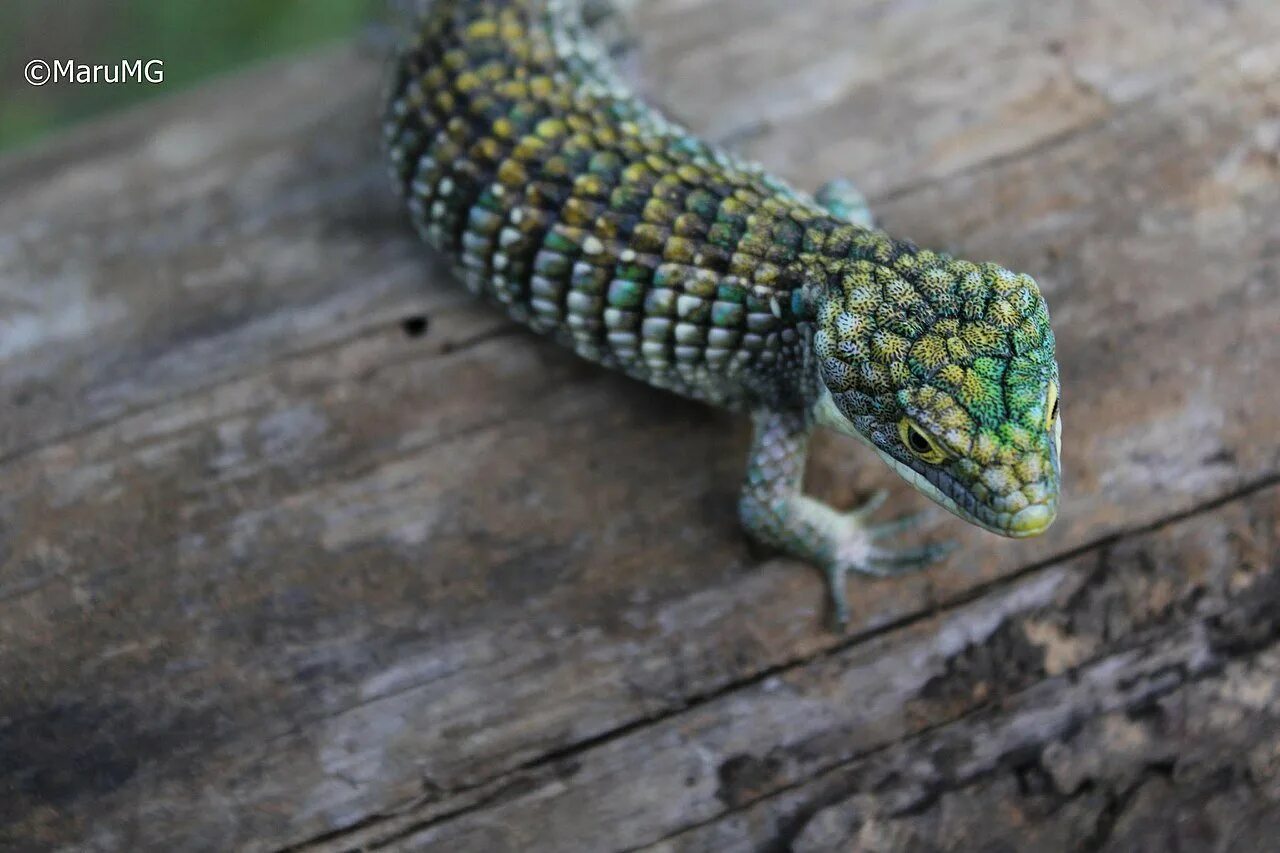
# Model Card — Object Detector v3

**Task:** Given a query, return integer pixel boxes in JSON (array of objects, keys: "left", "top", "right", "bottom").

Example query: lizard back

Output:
[{"left": 384, "top": 0, "right": 843, "bottom": 408}]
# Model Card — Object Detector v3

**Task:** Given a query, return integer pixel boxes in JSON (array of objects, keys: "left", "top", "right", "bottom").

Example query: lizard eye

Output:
[
  {"left": 899, "top": 418, "right": 947, "bottom": 464},
  {"left": 1045, "top": 381, "right": 1059, "bottom": 432}
]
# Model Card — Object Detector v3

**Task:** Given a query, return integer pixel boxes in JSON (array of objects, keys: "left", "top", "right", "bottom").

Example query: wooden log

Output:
[{"left": 1, "top": 0, "right": 1278, "bottom": 849}]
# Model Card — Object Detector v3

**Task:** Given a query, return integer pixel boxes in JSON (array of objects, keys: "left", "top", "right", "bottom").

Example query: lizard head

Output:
[{"left": 810, "top": 249, "right": 1061, "bottom": 538}]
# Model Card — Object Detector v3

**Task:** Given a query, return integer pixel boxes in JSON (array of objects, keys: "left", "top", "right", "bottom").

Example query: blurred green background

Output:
[{"left": 0, "top": 0, "right": 377, "bottom": 151}]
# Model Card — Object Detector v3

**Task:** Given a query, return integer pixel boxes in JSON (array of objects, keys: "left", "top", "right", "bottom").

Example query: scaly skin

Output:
[{"left": 385, "top": 0, "right": 1062, "bottom": 624}]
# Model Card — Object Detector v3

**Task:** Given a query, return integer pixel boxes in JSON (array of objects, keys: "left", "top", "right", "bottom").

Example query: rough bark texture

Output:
[{"left": 1, "top": 1, "right": 1278, "bottom": 850}]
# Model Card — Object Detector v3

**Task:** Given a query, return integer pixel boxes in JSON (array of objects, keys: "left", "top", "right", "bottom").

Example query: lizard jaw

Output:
[{"left": 873, "top": 448, "right": 1058, "bottom": 539}]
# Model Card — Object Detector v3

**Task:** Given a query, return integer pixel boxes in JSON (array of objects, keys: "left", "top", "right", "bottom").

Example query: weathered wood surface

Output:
[{"left": 1, "top": 0, "right": 1278, "bottom": 850}]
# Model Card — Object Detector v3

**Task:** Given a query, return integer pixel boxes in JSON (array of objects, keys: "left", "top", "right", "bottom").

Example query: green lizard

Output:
[{"left": 385, "top": 0, "right": 1062, "bottom": 624}]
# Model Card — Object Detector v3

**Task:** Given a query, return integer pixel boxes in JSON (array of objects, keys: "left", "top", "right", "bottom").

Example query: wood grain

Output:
[{"left": 1, "top": 1, "right": 1278, "bottom": 850}]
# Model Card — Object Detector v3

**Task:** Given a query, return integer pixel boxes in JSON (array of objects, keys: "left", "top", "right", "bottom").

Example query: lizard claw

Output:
[
  {"left": 867, "top": 510, "right": 930, "bottom": 539},
  {"left": 846, "top": 488, "right": 889, "bottom": 521},
  {"left": 865, "top": 541, "right": 957, "bottom": 576}
]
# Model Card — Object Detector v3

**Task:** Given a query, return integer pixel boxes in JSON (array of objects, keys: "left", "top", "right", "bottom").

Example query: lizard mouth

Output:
[
  {"left": 1005, "top": 503, "right": 1057, "bottom": 537},
  {"left": 874, "top": 449, "right": 1059, "bottom": 539}
]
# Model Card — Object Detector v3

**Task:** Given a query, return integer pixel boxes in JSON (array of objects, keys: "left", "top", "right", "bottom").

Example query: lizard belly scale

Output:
[{"left": 384, "top": 0, "right": 830, "bottom": 408}]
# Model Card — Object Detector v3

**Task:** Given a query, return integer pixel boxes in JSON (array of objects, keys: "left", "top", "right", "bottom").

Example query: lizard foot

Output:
[
  {"left": 823, "top": 497, "right": 954, "bottom": 627},
  {"left": 815, "top": 178, "right": 877, "bottom": 229}
]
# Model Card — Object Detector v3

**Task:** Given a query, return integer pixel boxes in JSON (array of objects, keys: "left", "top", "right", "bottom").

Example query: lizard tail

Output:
[
  {"left": 394, "top": 0, "right": 594, "bottom": 36},
  {"left": 383, "top": 0, "right": 654, "bottom": 255},
  {"left": 390, "top": 0, "right": 623, "bottom": 94}
]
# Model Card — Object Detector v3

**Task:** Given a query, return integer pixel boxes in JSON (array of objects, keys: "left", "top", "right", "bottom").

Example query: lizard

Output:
[{"left": 383, "top": 0, "right": 1062, "bottom": 625}]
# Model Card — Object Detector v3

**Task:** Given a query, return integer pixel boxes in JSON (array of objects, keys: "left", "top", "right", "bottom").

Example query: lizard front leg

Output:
[{"left": 738, "top": 407, "right": 950, "bottom": 626}]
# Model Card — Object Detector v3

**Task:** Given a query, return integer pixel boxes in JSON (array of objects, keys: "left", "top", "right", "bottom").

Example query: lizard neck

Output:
[{"left": 792, "top": 215, "right": 931, "bottom": 320}]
